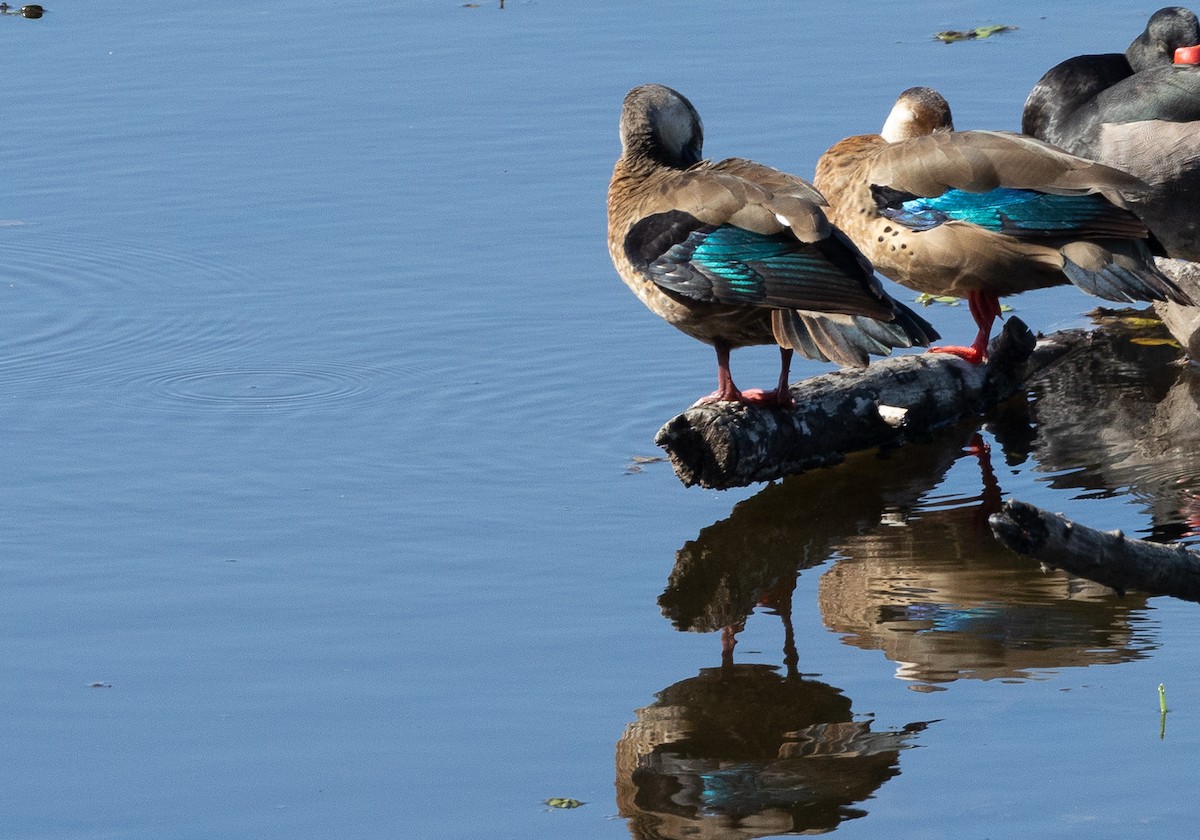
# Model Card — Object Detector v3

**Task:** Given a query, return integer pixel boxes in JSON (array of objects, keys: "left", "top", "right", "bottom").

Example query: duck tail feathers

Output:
[
  {"left": 1061, "top": 240, "right": 1196, "bottom": 305},
  {"left": 886, "top": 300, "right": 942, "bottom": 347},
  {"left": 772, "top": 306, "right": 939, "bottom": 370}
]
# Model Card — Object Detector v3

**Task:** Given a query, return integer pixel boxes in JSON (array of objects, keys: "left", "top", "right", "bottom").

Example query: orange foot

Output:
[
  {"left": 695, "top": 387, "right": 794, "bottom": 409},
  {"left": 930, "top": 345, "right": 987, "bottom": 365}
]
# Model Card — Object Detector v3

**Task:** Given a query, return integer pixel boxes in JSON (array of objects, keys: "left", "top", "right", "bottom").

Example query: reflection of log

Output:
[
  {"left": 656, "top": 317, "right": 1052, "bottom": 490},
  {"left": 989, "top": 500, "right": 1200, "bottom": 603}
]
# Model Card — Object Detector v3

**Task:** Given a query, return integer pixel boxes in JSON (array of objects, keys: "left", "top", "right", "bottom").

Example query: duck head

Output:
[
  {"left": 618, "top": 84, "right": 705, "bottom": 170},
  {"left": 880, "top": 86, "right": 955, "bottom": 142},
  {"left": 1127, "top": 6, "right": 1200, "bottom": 70}
]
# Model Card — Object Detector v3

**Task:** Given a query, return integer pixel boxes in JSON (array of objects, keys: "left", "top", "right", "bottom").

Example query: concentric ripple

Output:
[
  {"left": 0, "top": 228, "right": 264, "bottom": 394},
  {"left": 125, "top": 362, "right": 391, "bottom": 413}
]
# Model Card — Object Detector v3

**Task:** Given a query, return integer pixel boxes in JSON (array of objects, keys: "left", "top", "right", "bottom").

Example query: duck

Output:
[
  {"left": 1021, "top": 6, "right": 1200, "bottom": 260},
  {"left": 607, "top": 84, "right": 938, "bottom": 408},
  {"left": 813, "top": 86, "right": 1193, "bottom": 365}
]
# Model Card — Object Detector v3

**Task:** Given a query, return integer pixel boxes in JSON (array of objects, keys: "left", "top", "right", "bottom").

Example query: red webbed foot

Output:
[
  {"left": 929, "top": 345, "right": 987, "bottom": 365},
  {"left": 693, "top": 387, "right": 794, "bottom": 409}
]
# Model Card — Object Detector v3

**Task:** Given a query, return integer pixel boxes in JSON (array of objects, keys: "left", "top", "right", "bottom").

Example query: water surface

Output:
[{"left": 3, "top": 2, "right": 1199, "bottom": 838}]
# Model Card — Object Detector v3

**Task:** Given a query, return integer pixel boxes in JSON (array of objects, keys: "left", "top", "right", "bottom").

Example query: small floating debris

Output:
[
  {"left": 1130, "top": 336, "right": 1181, "bottom": 348},
  {"left": 935, "top": 24, "right": 1017, "bottom": 43},
  {"left": 544, "top": 797, "right": 585, "bottom": 810},
  {"left": 915, "top": 293, "right": 961, "bottom": 307},
  {"left": 915, "top": 293, "right": 1013, "bottom": 312},
  {"left": 626, "top": 454, "right": 666, "bottom": 474},
  {"left": 0, "top": 3, "right": 45, "bottom": 17}
]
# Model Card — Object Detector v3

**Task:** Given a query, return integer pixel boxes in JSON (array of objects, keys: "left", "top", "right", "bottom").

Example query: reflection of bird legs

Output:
[
  {"left": 759, "top": 576, "right": 800, "bottom": 678},
  {"left": 967, "top": 433, "right": 1004, "bottom": 532},
  {"left": 1185, "top": 494, "right": 1200, "bottom": 540},
  {"left": 721, "top": 623, "right": 742, "bottom": 668},
  {"left": 720, "top": 575, "right": 801, "bottom": 674}
]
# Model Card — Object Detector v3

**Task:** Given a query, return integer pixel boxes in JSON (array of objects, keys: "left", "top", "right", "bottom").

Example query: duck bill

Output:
[{"left": 1174, "top": 44, "right": 1200, "bottom": 64}]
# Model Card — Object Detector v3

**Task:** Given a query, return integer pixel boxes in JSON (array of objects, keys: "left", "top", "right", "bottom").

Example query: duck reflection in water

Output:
[
  {"left": 661, "top": 414, "right": 1154, "bottom": 689},
  {"left": 617, "top": 664, "right": 928, "bottom": 839},
  {"left": 1022, "top": 310, "right": 1200, "bottom": 544}
]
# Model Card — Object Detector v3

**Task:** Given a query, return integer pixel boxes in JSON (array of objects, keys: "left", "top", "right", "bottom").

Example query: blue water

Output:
[{"left": 3, "top": 2, "right": 1199, "bottom": 838}]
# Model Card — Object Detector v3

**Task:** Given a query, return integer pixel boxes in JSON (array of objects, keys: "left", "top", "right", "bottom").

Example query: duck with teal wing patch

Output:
[
  {"left": 1022, "top": 6, "right": 1200, "bottom": 261},
  {"left": 607, "top": 84, "right": 938, "bottom": 408},
  {"left": 814, "top": 87, "right": 1193, "bottom": 365}
]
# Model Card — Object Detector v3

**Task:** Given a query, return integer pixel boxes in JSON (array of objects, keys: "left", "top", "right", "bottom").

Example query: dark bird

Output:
[
  {"left": 814, "top": 86, "right": 1192, "bottom": 365},
  {"left": 606, "top": 84, "right": 937, "bottom": 407},
  {"left": 1022, "top": 6, "right": 1200, "bottom": 261}
]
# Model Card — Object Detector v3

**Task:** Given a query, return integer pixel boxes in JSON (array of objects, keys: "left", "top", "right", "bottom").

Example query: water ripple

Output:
[
  {"left": 0, "top": 229, "right": 262, "bottom": 394},
  {"left": 123, "top": 362, "right": 390, "bottom": 413}
]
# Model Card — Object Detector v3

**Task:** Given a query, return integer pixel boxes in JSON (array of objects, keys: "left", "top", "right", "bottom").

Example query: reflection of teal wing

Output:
[
  {"left": 701, "top": 765, "right": 774, "bottom": 815},
  {"left": 895, "top": 602, "right": 1008, "bottom": 636}
]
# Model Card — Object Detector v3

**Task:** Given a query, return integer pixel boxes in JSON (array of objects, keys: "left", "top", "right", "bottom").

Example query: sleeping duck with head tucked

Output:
[
  {"left": 606, "top": 84, "right": 938, "bottom": 408},
  {"left": 814, "top": 86, "right": 1194, "bottom": 365},
  {"left": 1021, "top": 6, "right": 1200, "bottom": 261}
]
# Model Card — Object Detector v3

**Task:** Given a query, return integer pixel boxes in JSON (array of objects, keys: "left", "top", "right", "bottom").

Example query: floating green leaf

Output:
[
  {"left": 544, "top": 797, "right": 585, "bottom": 810},
  {"left": 975, "top": 24, "right": 1015, "bottom": 38},
  {"left": 935, "top": 24, "right": 1017, "bottom": 43},
  {"left": 915, "top": 293, "right": 961, "bottom": 307}
]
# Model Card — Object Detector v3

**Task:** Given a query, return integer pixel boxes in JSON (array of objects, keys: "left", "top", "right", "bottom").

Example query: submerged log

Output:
[
  {"left": 655, "top": 317, "right": 1058, "bottom": 489},
  {"left": 989, "top": 499, "right": 1200, "bottom": 603}
]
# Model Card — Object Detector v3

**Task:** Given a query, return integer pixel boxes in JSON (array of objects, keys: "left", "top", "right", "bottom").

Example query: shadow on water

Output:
[{"left": 616, "top": 663, "right": 928, "bottom": 839}]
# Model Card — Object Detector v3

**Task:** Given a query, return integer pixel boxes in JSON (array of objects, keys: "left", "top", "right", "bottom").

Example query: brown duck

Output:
[
  {"left": 814, "top": 86, "right": 1193, "bottom": 364},
  {"left": 607, "top": 84, "right": 937, "bottom": 407}
]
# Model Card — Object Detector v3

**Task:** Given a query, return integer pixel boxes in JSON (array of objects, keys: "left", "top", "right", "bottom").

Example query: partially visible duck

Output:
[
  {"left": 1022, "top": 6, "right": 1200, "bottom": 260},
  {"left": 607, "top": 84, "right": 937, "bottom": 407},
  {"left": 814, "top": 87, "right": 1193, "bottom": 364}
]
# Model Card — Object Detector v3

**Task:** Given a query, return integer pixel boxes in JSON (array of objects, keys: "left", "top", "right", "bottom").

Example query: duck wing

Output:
[
  {"left": 868, "top": 131, "right": 1150, "bottom": 241},
  {"left": 866, "top": 130, "right": 1145, "bottom": 199},
  {"left": 623, "top": 167, "right": 895, "bottom": 319}
]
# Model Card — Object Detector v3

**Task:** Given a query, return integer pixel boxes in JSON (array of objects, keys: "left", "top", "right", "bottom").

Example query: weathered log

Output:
[
  {"left": 989, "top": 499, "right": 1200, "bottom": 603},
  {"left": 655, "top": 317, "right": 1059, "bottom": 489},
  {"left": 1153, "top": 257, "right": 1200, "bottom": 360}
]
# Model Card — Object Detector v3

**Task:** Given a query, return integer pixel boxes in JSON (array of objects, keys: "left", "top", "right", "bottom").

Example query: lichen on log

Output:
[
  {"left": 655, "top": 317, "right": 1049, "bottom": 489},
  {"left": 989, "top": 499, "right": 1200, "bottom": 603}
]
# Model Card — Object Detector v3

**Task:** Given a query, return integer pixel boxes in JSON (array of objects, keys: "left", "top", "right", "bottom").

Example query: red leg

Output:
[
  {"left": 929, "top": 290, "right": 1002, "bottom": 365},
  {"left": 740, "top": 347, "right": 795, "bottom": 408},
  {"left": 696, "top": 344, "right": 794, "bottom": 408},
  {"left": 696, "top": 341, "right": 745, "bottom": 404}
]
